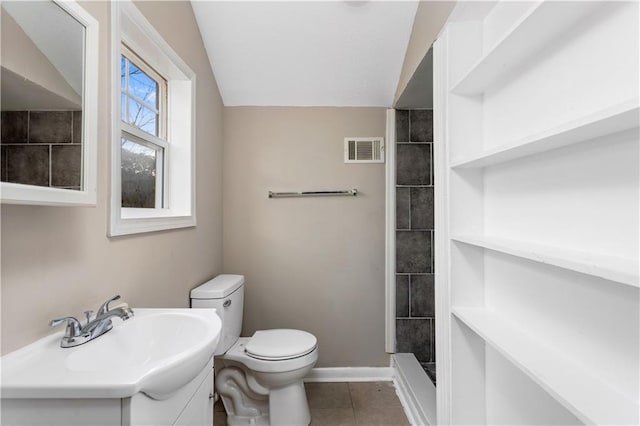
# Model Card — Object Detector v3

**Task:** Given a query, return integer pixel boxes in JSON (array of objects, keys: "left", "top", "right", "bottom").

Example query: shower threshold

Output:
[{"left": 394, "top": 353, "right": 436, "bottom": 425}]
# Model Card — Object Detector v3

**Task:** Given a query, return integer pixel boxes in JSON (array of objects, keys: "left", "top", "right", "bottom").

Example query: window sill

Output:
[{"left": 109, "top": 213, "right": 195, "bottom": 237}]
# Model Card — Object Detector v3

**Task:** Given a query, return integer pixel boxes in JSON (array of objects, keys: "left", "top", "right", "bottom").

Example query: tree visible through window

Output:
[{"left": 120, "top": 46, "right": 167, "bottom": 208}]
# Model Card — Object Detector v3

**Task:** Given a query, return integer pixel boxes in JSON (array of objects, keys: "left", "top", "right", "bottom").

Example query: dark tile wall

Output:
[
  {"left": 1, "top": 110, "right": 82, "bottom": 189},
  {"left": 395, "top": 109, "right": 436, "bottom": 372}
]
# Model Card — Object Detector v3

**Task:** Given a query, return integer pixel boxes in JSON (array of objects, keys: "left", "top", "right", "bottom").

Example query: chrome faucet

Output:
[{"left": 49, "top": 295, "right": 134, "bottom": 348}]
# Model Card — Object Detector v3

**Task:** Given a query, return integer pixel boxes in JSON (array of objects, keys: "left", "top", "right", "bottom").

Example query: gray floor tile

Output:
[
  {"left": 354, "top": 405, "right": 410, "bottom": 425},
  {"left": 214, "top": 398, "right": 225, "bottom": 412},
  {"left": 310, "top": 408, "right": 357, "bottom": 426},
  {"left": 215, "top": 381, "right": 408, "bottom": 426},
  {"left": 348, "top": 382, "right": 402, "bottom": 410},
  {"left": 214, "top": 410, "right": 228, "bottom": 426},
  {"left": 306, "top": 382, "right": 352, "bottom": 409}
]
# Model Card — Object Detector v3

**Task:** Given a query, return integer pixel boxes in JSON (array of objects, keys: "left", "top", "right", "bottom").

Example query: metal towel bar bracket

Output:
[{"left": 268, "top": 189, "right": 358, "bottom": 198}]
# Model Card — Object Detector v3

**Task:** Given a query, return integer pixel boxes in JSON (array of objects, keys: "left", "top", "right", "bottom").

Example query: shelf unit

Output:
[
  {"left": 451, "top": 99, "right": 640, "bottom": 169},
  {"left": 452, "top": 235, "right": 639, "bottom": 288},
  {"left": 450, "top": 1, "right": 606, "bottom": 95},
  {"left": 435, "top": 1, "right": 639, "bottom": 424},
  {"left": 452, "top": 307, "right": 638, "bottom": 426}
]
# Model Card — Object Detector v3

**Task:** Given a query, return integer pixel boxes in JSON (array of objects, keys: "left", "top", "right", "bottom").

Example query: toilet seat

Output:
[
  {"left": 245, "top": 329, "right": 317, "bottom": 361},
  {"left": 221, "top": 336, "right": 319, "bottom": 374}
]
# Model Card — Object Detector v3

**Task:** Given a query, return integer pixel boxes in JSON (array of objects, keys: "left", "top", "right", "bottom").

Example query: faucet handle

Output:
[
  {"left": 49, "top": 317, "right": 82, "bottom": 338},
  {"left": 83, "top": 310, "right": 94, "bottom": 324},
  {"left": 98, "top": 295, "right": 121, "bottom": 315}
]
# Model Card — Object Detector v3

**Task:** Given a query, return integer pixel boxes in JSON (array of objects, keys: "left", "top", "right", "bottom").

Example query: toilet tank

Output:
[{"left": 191, "top": 274, "right": 244, "bottom": 355}]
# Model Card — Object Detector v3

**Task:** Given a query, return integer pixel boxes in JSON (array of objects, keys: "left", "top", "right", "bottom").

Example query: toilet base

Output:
[
  {"left": 268, "top": 381, "right": 311, "bottom": 426},
  {"left": 217, "top": 369, "right": 311, "bottom": 426},
  {"left": 226, "top": 413, "right": 269, "bottom": 426}
]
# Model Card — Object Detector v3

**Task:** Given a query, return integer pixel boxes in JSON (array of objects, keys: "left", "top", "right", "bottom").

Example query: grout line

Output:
[
  {"left": 408, "top": 275, "right": 412, "bottom": 318},
  {"left": 408, "top": 186, "right": 411, "bottom": 230},
  {"left": 396, "top": 317, "right": 435, "bottom": 320},
  {"left": 395, "top": 272, "right": 433, "bottom": 276}
]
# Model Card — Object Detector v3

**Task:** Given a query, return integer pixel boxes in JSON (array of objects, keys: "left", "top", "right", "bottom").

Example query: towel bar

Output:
[{"left": 268, "top": 189, "right": 358, "bottom": 198}]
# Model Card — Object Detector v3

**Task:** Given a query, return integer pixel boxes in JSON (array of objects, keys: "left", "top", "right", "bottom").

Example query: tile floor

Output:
[{"left": 214, "top": 381, "right": 410, "bottom": 426}]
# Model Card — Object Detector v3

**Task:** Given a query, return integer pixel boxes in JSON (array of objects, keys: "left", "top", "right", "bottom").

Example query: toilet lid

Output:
[{"left": 245, "top": 329, "right": 317, "bottom": 360}]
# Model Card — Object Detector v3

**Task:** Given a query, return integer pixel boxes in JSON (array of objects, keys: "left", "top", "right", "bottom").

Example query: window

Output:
[
  {"left": 120, "top": 48, "right": 167, "bottom": 209},
  {"left": 110, "top": 0, "right": 196, "bottom": 236}
]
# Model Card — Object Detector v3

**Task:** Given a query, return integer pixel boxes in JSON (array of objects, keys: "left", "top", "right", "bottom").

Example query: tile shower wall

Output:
[
  {"left": 1, "top": 110, "right": 82, "bottom": 189},
  {"left": 395, "top": 109, "right": 436, "bottom": 383}
]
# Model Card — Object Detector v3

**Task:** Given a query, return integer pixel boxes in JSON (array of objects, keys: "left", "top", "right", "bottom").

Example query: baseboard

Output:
[
  {"left": 304, "top": 367, "right": 394, "bottom": 382},
  {"left": 393, "top": 354, "right": 436, "bottom": 426}
]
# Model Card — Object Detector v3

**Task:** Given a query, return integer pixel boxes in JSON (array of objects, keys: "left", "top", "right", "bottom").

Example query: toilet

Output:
[{"left": 191, "top": 274, "right": 318, "bottom": 426}]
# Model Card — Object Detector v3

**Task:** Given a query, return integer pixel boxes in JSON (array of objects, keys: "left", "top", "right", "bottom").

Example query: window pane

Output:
[
  {"left": 128, "top": 62, "right": 158, "bottom": 108},
  {"left": 121, "top": 138, "right": 158, "bottom": 208},
  {"left": 127, "top": 97, "right": 158, "bottom": 136}
]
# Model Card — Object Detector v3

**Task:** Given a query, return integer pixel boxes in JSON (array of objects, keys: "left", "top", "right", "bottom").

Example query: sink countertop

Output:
[{"left": 0, "top": 308, "right": 221, "bottom": 399}]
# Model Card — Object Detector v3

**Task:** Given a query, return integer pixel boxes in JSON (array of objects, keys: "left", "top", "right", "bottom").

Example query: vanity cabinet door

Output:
[{"left": 173, "top": 368, "right": 214, "bottom": 426}]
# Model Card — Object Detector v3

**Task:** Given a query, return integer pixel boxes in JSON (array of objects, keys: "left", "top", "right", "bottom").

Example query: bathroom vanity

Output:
[
  {"left": 2, "top": 360, "right": 213, "bottom": 426},
  {"left": 1, "top": 309, "right": 221, "bottom": 426}
]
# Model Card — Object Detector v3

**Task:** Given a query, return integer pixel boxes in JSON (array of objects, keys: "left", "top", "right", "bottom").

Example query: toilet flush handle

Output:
[{"left": 223, "top": 299, "right": 232, "bottom": 308}]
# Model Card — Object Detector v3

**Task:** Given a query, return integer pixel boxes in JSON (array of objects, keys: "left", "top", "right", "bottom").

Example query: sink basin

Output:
[{"left": 1, "top": 308, "right": 221, "bottom": 399}]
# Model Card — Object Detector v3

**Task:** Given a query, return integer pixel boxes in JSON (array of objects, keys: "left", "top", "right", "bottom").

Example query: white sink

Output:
[{"left": 1, "top": 308, "right": 221, "bottom": 399}]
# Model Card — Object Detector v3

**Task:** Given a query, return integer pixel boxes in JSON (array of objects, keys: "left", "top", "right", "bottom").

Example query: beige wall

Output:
[
  {"left": 0, "top": 1, "right": 224, "bottom": 354},
  {"left": 223, "top": 107, "right": 388, "bottom": 367},
  {"left": 394, "top": 1, "right": 456, "bottom": 104}
]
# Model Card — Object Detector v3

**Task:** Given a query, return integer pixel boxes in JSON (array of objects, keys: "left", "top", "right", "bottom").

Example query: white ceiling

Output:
[{"left": 191, "top": 1, "right": 418, "bottom": 107}]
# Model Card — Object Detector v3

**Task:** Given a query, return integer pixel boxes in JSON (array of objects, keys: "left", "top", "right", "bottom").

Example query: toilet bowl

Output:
[{"left": 191, "top": 275, "right": 318, "bottom": 426}]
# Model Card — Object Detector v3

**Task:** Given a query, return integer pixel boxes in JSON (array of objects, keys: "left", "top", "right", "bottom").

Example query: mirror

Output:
[{"left": 1, "top": 0, "right": 98, "bottom": 206}]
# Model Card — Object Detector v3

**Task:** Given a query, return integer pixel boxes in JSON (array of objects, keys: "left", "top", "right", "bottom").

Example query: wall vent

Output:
[{"left": 344, "top": 137, "right": 384, "bottom": 163}]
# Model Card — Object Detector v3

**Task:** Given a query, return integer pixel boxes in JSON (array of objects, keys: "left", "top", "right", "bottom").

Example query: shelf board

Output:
[
  {"left": 450, "top": 99, "right": 640, "bottom": 169},
  {"left": 452, "top": 307, "right": 639, "bottom": 425},
  {"left": 450, "top": 2, "right": 605, "bottom": 95},
  {"left": 452, "top": 235, "right": 639, "bottom": 288}
]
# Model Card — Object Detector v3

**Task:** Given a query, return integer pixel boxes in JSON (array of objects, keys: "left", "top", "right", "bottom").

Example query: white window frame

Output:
[{"left": 110, "top": 0, "right": 196, "bottom": 236}]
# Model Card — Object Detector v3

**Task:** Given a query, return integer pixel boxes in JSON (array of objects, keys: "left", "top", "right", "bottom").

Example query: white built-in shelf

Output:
[
  {"left": 452, "top": 235, "right": 639, "bottom": 288},
  {"left": 450, "top": 99, "right": 640, "bottom": 169},
  {"left": 452, "top": 307, "right": 639, "bottom": 425},
  {"left": 450, "top": 1, "right": 606, "bottom": 95}
]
